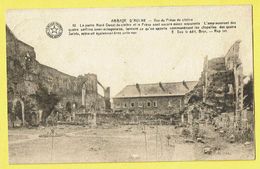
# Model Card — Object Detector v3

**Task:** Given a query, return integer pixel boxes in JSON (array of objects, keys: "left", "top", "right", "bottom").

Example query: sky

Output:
[{"left": 6, "top": 6, "right": 253, "bottom": 97}]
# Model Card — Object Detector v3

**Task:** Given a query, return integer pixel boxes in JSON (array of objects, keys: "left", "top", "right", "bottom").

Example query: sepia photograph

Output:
[{"left": 6, "top": 6, "right": 254, "bottom": 164}]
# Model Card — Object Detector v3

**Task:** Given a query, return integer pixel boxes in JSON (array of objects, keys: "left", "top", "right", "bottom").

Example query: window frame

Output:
[
  {"left": 130, "top": 102, "right": 135, "bottom": 108},
  {"left": 153, "top": 101, "right": 158, "bottom": 107},
  {"left": 147, "top": 101, "right": 151, "bottom": 107},
  {"left": 123, "top": 102, "right": 128, "bottom": 108}
]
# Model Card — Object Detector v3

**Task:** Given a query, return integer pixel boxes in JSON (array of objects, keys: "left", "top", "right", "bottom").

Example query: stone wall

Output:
[
  {"left": 6, "top": 25, "right": 108, "bottom": 126},
  {"left": 113, "top": 96, "right": 184, "bottom": 115},
  {"left": 183, "top": 41, "right": 244, "bottom": 127}
]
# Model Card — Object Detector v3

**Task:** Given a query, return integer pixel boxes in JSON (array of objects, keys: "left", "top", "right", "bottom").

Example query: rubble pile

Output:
[
  {"left": 181, "top": 41, "right": 254, "bottom": 145},
  {"left": 184, "top": 56, "right": 235, "bottom": 116}
]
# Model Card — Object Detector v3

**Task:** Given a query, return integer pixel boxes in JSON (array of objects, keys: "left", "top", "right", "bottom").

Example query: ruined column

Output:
[
  {"left": 224, "top": 41, "right": 243, "bottom": 129},
  {"left": 203, "top": 56, "right": 208, "bottom": 103},
  {"left": 188, "top": 112, "right": 193, "bottom": 124},
  {"left": 234, "top": 65, "right": 244, "bottom": 129},
  {"left": 82, "top": 83, "right": 86, "bottom": 106},
  {"left": 92, "top": 112, "right": 97, "bottom": 127},
  {"left": 181, "top": 114, "right": 185, "bottom": 123},
  {"left": 38, "top": 109, "right": 43, "bottom": 124},
  {"left": 85, "top": 73, "right": 98, "bottom": 108},
  {"left": 21, "top": 102, "right": 25, "bottom": 126},
  {"left": 104, "top": 87, "right": 111, "bottom": 110}
]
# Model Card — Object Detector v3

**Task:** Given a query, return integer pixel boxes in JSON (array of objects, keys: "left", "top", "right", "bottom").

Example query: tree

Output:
[{"left": 30, "top": 84, "right": 61, "bottom": 124}]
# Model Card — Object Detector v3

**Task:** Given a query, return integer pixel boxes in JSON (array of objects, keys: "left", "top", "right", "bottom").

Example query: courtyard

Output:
[{"left": 8, "top": 124, "right": 255, "bottom": 164}]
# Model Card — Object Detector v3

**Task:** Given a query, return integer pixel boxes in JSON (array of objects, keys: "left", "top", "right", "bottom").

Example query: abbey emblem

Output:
[{"left": 45, "top": 21, "right": 63, "bottom": 38}]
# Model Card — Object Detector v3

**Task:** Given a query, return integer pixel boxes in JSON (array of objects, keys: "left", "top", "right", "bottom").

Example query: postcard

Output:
[{"left": 5, "top": 5, "right": 254, "bottom": 164}]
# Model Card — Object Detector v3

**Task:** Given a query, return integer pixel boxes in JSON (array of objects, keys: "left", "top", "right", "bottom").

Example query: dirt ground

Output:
[{"left": 8, "top": 124, "right": 255, "bottom": 164}]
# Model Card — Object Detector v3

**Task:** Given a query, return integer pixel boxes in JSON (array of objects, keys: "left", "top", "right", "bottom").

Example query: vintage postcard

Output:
[{"left": 6, "top": 5, "right": 254, "bottom": 164}]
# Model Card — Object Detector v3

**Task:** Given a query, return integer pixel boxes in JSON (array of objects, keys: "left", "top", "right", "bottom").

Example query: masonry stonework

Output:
[{"left": 6, "top": 26, "right": 110, "bottom": 127}]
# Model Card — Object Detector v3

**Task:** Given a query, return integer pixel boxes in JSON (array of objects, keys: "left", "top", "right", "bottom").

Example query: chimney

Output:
[
  {"left": 159, "top": 82, "right": 165, "bottom": 91},
  {"left": 136, "top": 83, "right": 141, "bottom": 95},
  {"left": 182, "top": 80, "right": 189, "bottom": 90}
]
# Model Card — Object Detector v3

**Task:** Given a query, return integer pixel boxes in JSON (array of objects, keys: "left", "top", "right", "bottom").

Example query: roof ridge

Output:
[
  {"left": 114, "top": 81, "right": 198, "bottom": 98},
  {"left": 127, "top": 80, "right": 198, "bottom": 86}
]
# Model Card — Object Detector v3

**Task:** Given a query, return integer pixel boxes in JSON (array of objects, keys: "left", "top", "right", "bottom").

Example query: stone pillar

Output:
[
  {"left": 84, "top": 74, "right": 98, "bottom": 109},
  {"left": 179, "top": 99, "right": 182, "bottom": 110},
  {"left": 38, "top": 110, "right": 43, "bottom": 124},
  {"left": 203, "top": 56, "right": 208, "bottom": 103},
  {"left": 234, "top": 65, "right": 244, "bottom": 129},
  {"left": 202, "top": 86, "right": 206, "bottom": 102},
  {"left": 181, "top": 114, "right": 185, "bottom": 123},
  {"left": 21, "top": 102, "right": 25, "bottom": 126},
  {"left": 82, "top": 83, "right": 86, "bottom": 106},
  {"left": 188, "top": 112, "right": 193, "bottom": 124},
  {"left": 104, "top": 87, "right": 111, "bottom": 110},
  {"left": 92, "top": 112, "right": 97, "bottom": 127},
  {"left": 72, "top": 112, "right": 76, "bottom": 122}
]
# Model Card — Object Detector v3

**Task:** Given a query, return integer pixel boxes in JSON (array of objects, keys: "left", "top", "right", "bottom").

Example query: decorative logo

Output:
[{"left": 46, "top": 22, "right": 63, "bottom": 38}]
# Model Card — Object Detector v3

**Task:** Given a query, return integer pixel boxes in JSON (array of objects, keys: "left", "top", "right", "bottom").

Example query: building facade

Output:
[{"left": 113, "top": 81, "right": 198, "bottom": 115}]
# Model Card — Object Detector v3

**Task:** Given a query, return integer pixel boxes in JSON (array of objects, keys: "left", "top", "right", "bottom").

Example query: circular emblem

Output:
[{"left": 46, "top": 22, "right": 63, "bottom": 38}]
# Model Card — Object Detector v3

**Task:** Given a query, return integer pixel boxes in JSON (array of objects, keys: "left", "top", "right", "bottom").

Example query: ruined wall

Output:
[
  {"left": 183, "top": 41, "right": 243, "bottom": 125},
  {"left": 6, "top": 26, "right": 41, "bottom": 100},
  {"left": 8, "top": 27, "right": 77, "bottom": 98},
  {"left": 39, "top": 64, "right": 77, "bottom": 95},
  {"left": 225, "top": 41, "right": 241, "bottom": 70},
  {"left": 203, "top": 56, "right": 235, "bottom": 112},
  {"left": 6, "top": 25, "right": 107, "bottom": 126},
  {"left": 224, "top": 41, "right": 244, "bottom": 126}
]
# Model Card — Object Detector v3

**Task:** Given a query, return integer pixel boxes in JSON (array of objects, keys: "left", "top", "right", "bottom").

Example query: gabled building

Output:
[{"left": 113, "top": 81, "right": 198, "bottom": 115}]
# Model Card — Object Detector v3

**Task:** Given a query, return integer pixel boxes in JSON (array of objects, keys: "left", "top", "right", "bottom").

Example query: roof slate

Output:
[{"left": 114, "top": 81, "right": 198, "bottom": 98}]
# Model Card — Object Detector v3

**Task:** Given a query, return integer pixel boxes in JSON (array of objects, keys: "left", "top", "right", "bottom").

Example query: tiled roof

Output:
[{"left": 114, "top": 81, "right": 198, "bottom": 98}]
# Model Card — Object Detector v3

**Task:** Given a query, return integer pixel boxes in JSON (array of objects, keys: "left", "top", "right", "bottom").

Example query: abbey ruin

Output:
[
  {"left": 182, "top": 40, "right": 250, "bottom": 131},
  {"left": 6, "top": 24, "right": 253, "bottom": 132},
  {"left": 6, "top": 25, "right": 111, "bottom": 127}
]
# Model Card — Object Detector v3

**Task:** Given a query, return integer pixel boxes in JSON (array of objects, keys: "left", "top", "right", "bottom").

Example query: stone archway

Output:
[
  {"left": 187, "top": 95, "right": 201, "bottom": 104},
  {"left": 12, "top": 98, "right": 25, "bottom": 127},
  {"left": 72, "top": 102, "right": 78, "bottom": 109},
  {"left": 30, "top": 111, "right": 38, "bottom": 126},
  {"left": 65, "top": 101, "right": 72, "bottom": 113}
]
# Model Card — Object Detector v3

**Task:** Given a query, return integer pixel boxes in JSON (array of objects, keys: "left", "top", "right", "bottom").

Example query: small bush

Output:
[{"left": 181, "top": 128, "right": 191, "bottom": 137}]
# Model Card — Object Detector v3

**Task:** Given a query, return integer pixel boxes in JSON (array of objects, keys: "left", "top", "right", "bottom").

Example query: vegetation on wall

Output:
[{"left": 30, "top": 84, "right": 61, "bottom": 124}]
